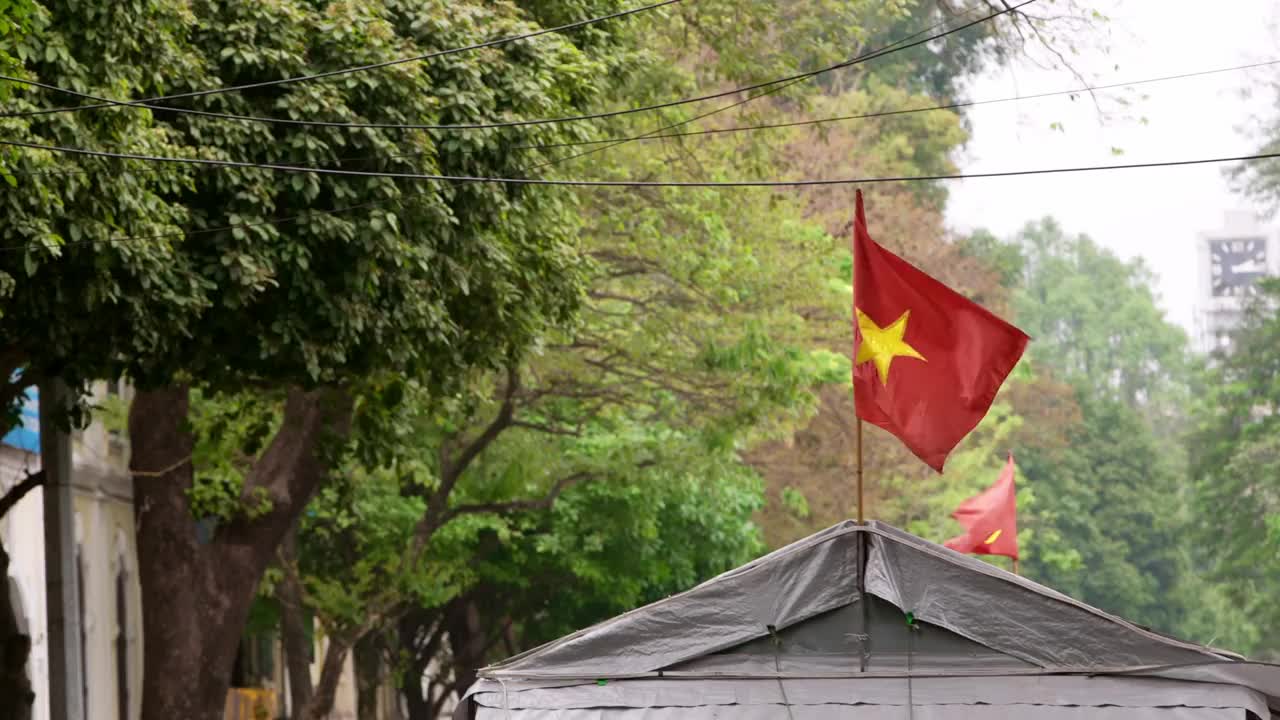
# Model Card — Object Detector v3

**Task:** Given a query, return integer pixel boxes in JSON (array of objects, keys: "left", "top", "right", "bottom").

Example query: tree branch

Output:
[
  {"left": 130, "top": 455, "right": 192, "bottom": 478},
  {"left": 511, "top": 420, "right": 582, "bottom": 437},
  {"left": 430, "top": 680, "right": 458, "bottom": 717},
  {"left": 441, "top": 471, "right": 595, "bottom": 525},
  {"left": 0, "top": 470, "right": 44, "bottom": 520},
  {"left": 275, "top": 541, "right": 317, "bottom": 611},
  {"left": 406, "top": 365, "right": 521, "bottom": 560},
  {"left": 440, "top": 365, "right": 520, "bottom": 487}
]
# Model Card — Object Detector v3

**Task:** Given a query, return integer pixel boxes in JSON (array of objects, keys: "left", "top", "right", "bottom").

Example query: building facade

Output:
[
  {"left": 1, "top": 383, "right": 380, "bottom": 720},
  {"left": 1194, "top": 210, "right": 1280, "bottom": 353},
  {"left": 2, "top": 381, "right": 141, "bottom": 720}
]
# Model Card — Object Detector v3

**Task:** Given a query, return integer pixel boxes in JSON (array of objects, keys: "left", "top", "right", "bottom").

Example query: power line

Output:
[
  {"left": 5, "top": 141, "right": 1278, "bottom": 255},
  {"left": 0, "top": 8, "right": 982, "bottom": 254},
  {"left": 530, "top": 3, "right": 989, "bottom": 170},
  {"left": 526, "top": 58, "right": 1280, "bottom": 151},
  {"left": 12, "top": 56, "right": 1277, "bottom": 182},
  {"left": 0, "top": 1, "right": 1032, "bottom": 131},
  {"left": 0, "top": 0, "right": 683, "bottom": 120},
  {"left": 2, "top": 5, "right": 984, "bottom": 180},
  {"left": 4, "top": 136, "right": 1277, "bottom": 187}
]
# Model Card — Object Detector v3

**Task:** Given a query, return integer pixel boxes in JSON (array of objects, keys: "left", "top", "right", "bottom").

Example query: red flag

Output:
[
  {"left": 944, "top": 454, "right": 1019, "bottom": 559},
  {"left": 852, "top": 190, "right": 1029, "bottom": 471}
]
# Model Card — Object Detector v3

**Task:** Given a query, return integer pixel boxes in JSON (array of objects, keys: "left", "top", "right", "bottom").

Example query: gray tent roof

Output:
[{"left": 459, "top": 521, "right": 1280, "bottom": 719}]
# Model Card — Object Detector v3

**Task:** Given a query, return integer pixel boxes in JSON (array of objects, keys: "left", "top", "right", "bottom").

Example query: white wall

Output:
[
  {"left": 1, "top": 381, "right": 141, "bottom": 720},
  {"left": 2, "top": 446, "right": 49, "bottom": 720},
  {"left": 4, "top": 380, "right": 376, "bottom": 720},
  {"left": 73, "top": 480, "right": 142, "bottom": 720}
]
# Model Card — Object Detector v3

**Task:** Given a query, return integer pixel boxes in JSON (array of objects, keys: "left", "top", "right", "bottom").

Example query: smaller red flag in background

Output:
[
  {"left": 944, "top": 454, "right": 1019, "bottom": 560},
  {"left": 852, "top": 189, "right": 1029, "bottom": 472}
]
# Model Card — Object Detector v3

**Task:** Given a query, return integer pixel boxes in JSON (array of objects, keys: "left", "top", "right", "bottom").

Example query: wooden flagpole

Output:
[
  {"left": 853, "top": 190, "right": 865, "bottom": 525},
  {"left": 1012, "top": 558, "right": 1020, "bottom": 576},
  {"left": 856, "top": 418, "right": 864, "bottom": 524}
]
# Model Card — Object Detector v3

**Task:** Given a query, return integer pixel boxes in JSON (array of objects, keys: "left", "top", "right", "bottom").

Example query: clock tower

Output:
[{"left": 1195, "top": 210, "right": 1279, "bottom": 353}]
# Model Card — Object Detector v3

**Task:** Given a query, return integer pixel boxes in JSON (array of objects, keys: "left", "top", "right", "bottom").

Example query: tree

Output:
[
  {"left": 1229, "top": 62, "right": 1280, "bottom": 214},
  {"left": 1018, "top": 395, "right": 1191, "bottom": 628},
  {"left": 264, "top": 8, "right": 1103, "bottom": 706},
  {"left": 719, "top": 0, "right": 1101, "bottom": 546},
  {"left": 1217, "top": 72, "right": 1280, "bottom": 655},
  {"left": 396, "top": 469, "right": 764, "bottom": 718},
  {"left": 275, "top": 136, "right": 848, "bottom": 716},
  {"left": 0, "top": 0, "right": 32, "bottom": 82},
  {"left": 0, "top": 3, "right": 1103, "bottom": 716},
  {"left": 264, "top": 3, "right": 957, "bottom": 708},
  {"left": 957, "top": 219, "right": 1254, "bottom": 651},
  {"left": 2, "top": 2, "right": 650, "bottom": 718},
  {"left": 1, "top": 2, "right": 48, "bottom": 716},
  {"left": 1188, "top": 279, "right": 1280, "bottom": 657},
  {"left": 1003, "top": 218, "right": 1191, "bottom": 415}
]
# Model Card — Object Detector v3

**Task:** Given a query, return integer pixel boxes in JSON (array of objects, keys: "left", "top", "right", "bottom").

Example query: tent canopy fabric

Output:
[
  {"left": 458, "top": 521, "right": 1280, "bottom": 719},
  {"left": 467, "top": 676, "right": 1270, "bottom": 719}
]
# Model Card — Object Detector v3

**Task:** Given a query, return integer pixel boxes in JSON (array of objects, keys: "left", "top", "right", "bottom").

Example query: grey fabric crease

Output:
[
  {"left": 474, "top": 707, "right": 1254, "bottom": 719},
  {"left": 470, "top": 676, "right": 1268, "bottom": 713}
]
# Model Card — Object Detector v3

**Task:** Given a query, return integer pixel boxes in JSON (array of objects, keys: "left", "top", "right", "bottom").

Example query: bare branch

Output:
[
  {"left": 0, "top": 470, "right": 44, "bottom": 520},
  {"left": 1017, "top": 8, "right": 1103, "bottom": 113},
  {"left": 130, "top": 455, "right": 192, "bottom": 478}
]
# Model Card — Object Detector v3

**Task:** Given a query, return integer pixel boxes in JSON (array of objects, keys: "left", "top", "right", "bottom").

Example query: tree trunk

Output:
[
  {"left": 132, "top": 386, "right": 353, "bottom": 720},
  {"left": 398, "top": 613, "right": 433, "bottom": 720},
  {"left": 1, "top": 542, "right": 35, "bottom": 720},
  {"left": 303, "top": 633, "right": 354, "bottom": 720},
  {"left": 131, "top": 385, "right": 230, "bottom": 720},
  {"left": 354, "top": 632, "right": 382, "bottom": 720},
  {"left": 401, "top": 663, "right": 430, "bottom": 720},
  {"left": 278, "top": 530, "right": 313, "bottom": 718},
  {"left": 444, "top": 600, "right": 486, "bottom": 704}
]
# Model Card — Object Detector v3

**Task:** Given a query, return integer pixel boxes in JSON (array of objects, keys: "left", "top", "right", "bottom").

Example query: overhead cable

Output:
[
  {"left": 526, "top": 58, "right": 1280, "bottom": 151},
  {"left": 4, "top": 4, "right": 985, "bottom": 180},
  {"left": 0, "top": 0, "right": 684, "bottom": 120},
  {"left": 3, "top": 137, "right": 1277, "bottom": 188},
  {"left": 5, "top": 144, "right": 1278, "bottom": 255},
  {"left": 13, "top": 55, "right": 1278, "bottom": 182},
  {"left": 0, "top": 1, "right": 1034, "bottom": 130},
  {"left": 530, "top": 3, "right": 989, "bottom": 169}
]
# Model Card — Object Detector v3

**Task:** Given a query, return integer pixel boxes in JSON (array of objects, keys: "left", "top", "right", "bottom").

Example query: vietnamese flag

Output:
[
  {"left": 852, "top": 190, "right": 1028, "bottom": 472},
  {"left": 944, "top": 454, "right": 1019, "bottom": 560}
]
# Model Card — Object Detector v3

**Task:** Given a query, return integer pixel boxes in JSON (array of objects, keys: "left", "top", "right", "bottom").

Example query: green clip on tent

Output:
[{"left": 455, "top": 521, "right": 1280, "bottom": 719}]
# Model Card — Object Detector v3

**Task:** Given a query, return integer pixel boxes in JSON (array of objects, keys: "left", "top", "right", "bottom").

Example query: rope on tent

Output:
[
  {"left": 497, "top": 676, "right": 512, "bottom": 719},
  {"left": 768, "top": 624, "right": 797, "bottom": 720},
  {"left": 905, "top": 611, "right": 919, "bottom": 720}
]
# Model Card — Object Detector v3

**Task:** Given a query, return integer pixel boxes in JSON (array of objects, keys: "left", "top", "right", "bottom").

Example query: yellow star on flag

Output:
[
  {"left": 983, "top": 529, "right": 1003, "bottom": 544},
  {"left": 856, "top": 308, "right": 927, "bottom": 384}
]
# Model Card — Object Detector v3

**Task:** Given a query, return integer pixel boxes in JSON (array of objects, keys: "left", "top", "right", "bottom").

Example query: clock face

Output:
[{"left": 1210, "top": 237, "right": 1268, "bottom": 297}]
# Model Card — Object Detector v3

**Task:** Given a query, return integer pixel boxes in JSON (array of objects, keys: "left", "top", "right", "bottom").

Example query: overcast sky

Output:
[{"left": 946, "top": 0, "right": 1279, "bottom": 334}]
